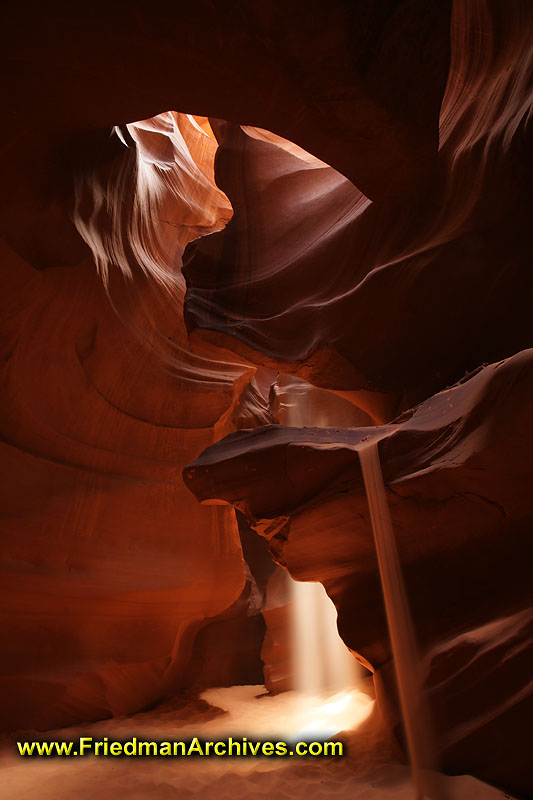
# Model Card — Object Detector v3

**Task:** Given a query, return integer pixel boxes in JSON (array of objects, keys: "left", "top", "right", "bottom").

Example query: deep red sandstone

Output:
[
  {"left": 0, "top": 2, "right": 531, "bottom": 797},
  {"left": 184, "top": 351, "right": 533, "bottom": 795}
]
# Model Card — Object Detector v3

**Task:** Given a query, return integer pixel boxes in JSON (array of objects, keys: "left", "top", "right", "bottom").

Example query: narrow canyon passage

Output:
[{"left": 1, "top": 1, "right": 532, "bottom": 799}]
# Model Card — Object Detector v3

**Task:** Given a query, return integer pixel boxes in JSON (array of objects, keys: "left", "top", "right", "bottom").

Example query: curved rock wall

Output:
[
  {"left": 183, "top": 0, "right": 532, "bottom": 407},
  {"left": 1, "top": 3, "right": 531, "bottom": 797},
  {"left": 184, "top": 351, "right": 533, "bottom": 795},
  {"left": 0, "top": 114, "right": 254, "bottom": 731}
]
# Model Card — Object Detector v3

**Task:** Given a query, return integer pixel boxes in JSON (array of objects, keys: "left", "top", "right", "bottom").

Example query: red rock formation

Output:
[
  {"left": 1, "top": 0, "right": 450, "bottom": 212},
  {"left": 1, "top": 3, "right": 531, "bottom": 798},
  {"left": 0, "top": 113, "right": 256, "bottom": 731},
  {"left": 184, "top": 350, "right": 533, "bottom": 796},
  {"left": 183, "top": 0, "right": 533, "bottom": 408},
  {"left": 260, "top": 567, "right": 293, "bottom": 695}
]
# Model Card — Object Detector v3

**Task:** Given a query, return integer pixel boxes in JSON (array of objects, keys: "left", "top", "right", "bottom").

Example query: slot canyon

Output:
[{"left": 0, "top": 1, "right": 531, "bottom": 799}]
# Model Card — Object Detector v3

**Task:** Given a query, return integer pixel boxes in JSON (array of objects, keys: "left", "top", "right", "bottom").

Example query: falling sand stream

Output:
[
  {"left": 279, "top": 376, "right": 443, "bottom": 797},
  {"left": 0, "top": 378, "right": 509, "bottom": 799},
  {"left": 359, "top": 440, "right": 443, "bottom": 800}
]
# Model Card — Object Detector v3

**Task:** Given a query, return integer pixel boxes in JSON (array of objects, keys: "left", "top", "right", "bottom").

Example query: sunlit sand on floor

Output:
[{"left": 0, "top": 684, "right": 515, "bottom": 800}]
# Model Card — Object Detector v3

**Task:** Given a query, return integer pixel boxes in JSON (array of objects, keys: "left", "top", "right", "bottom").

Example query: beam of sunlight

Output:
[{"left": 291, "top": 577, "right": 371, "bottom": 738}]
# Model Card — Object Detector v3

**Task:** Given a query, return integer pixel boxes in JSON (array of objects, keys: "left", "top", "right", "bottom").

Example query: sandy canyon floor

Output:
[{"left": 0, "top": 686, "right": 515, "bottom": 800}]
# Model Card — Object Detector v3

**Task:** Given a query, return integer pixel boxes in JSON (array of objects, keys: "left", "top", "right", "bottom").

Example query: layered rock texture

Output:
[
  {"left": 185, "top": 350, "right": 533, "bottom": 794},
  {"left": 0, "top": 112, "right": 266, "bottom": 731},
  {"left": 183, "top": 2, "right": 532, "bottom": 410},
  {"left": 1, "top": 1, "right": 532, "bottom": 798}
]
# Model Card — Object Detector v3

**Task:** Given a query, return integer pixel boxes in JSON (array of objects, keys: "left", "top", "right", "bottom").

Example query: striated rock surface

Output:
[
  {"left": 2, "top": 0, "right": 450, "bottom": 214},
  {"left": 1, "top": 3, "right": 531, "bottom": 798},
  {"left": 183, "top": 0, "right": 533, "bottom": 406},
  {"left": 0, "top": 113, "right": 255, "bottom": 732},
  {"left": 185, "top": 350, "right": 533, "bottom": 796}
]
